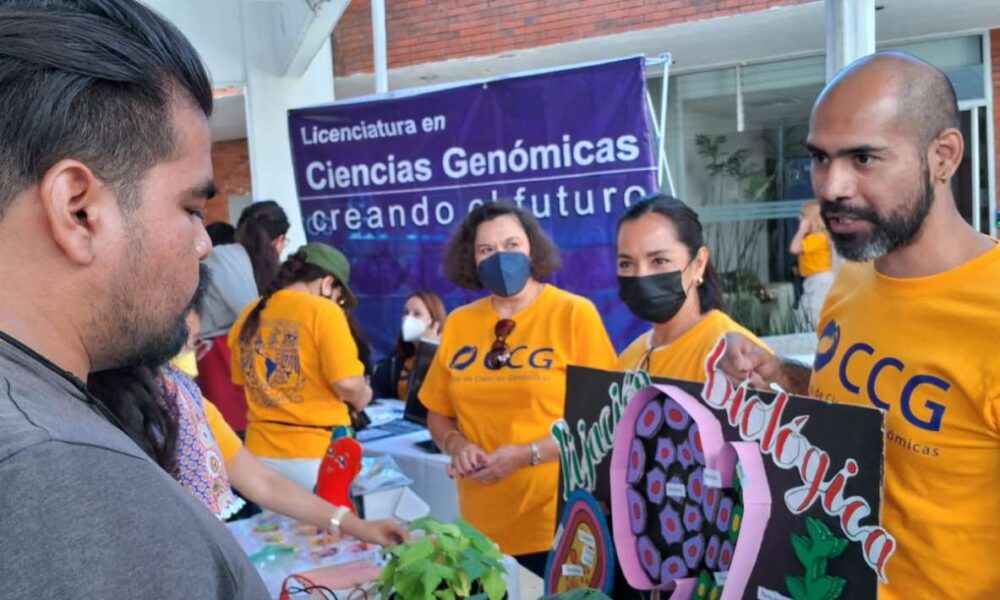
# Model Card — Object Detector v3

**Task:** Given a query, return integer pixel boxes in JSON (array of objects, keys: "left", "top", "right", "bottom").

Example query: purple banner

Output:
[{"left": 289, "top": 57, "right": 657, "bottom": 358}]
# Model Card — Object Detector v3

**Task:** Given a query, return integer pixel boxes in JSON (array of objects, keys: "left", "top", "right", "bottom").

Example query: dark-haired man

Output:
[
  {"left": 720, "top": 52, "right": 1000, "bottom": 598},
  {"left": 0, "top": 1, "right": 267, "bottom": 597}
]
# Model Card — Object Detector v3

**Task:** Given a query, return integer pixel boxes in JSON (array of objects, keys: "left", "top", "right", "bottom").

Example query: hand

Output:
[
  {"left": 469, "top": 444, "right": 530, "bottom": 484},
  {"left": 446, "top": 440, "right": 490, "bottom": 478},
  {"left": 718, "top": 332, "right": 780, "bottom": 390},
  {"left": 349, "top": 518, "right": 409, "bottom": 547}
]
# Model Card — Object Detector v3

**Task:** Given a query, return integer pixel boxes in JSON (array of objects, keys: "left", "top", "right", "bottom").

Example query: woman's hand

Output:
[
  {"left": 343, "top": 516, "right": 409, "bottom": 547},
  {"left": 446, "top": 440, "right": 490, "bottom": 478},
  {"left": 468, "top": 444, "right": 530, "bottom": 484}
]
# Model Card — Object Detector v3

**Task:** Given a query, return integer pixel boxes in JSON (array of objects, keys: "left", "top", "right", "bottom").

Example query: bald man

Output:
[{"left": 720, "top": 52, "right": 1000, "bottom": 598}]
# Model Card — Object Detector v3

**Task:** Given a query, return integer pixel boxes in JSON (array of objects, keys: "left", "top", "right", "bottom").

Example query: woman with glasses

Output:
[
  {"left": 228, "top": 243, "right": 372, "bottom": 491},
  {"left": 616, "top": 194, "right": 766, "bottom": 378},
  {"left": 420, "top": 202, "right": 616, "bottom": 576}
]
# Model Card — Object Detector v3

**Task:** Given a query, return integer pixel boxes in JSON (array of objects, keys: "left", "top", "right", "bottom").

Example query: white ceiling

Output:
[
  {"left": 143, "top": 0, "right": 342, "bottom": 143},
  {"left": 143, "top": 0, "right": 247, "bottom": 87},
  {"left": 335, "top": 0, "right": 1000, "bottom": 99}
]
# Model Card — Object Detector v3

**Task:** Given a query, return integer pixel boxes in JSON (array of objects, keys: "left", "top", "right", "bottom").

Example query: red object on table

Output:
[{"left": 315, "top": 436, "right": 363, "bottom": 512}]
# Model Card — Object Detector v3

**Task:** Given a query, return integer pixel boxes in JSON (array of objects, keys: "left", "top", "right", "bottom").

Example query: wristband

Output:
[
  {"left": 328, "top": 505, "right": 350, "bottom": 535},
  {"left": 530, "top": 441, "right": 542, "bottom": 466}
]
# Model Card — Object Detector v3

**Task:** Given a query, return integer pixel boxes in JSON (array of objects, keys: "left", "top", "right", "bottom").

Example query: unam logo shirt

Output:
[
  {"left": 420, "top": 284, "right": 616, "bottom": 555},
  {"left": 809, "top": 246, "right": 1000, "bottom": 599},
  {"left": 229, "top": 289, "right": 364, "bottom": 459}
]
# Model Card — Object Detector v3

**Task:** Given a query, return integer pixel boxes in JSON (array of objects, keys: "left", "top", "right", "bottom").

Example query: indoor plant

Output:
[{"left": 378, "top": 517, "right": 507, "bottom": 600}]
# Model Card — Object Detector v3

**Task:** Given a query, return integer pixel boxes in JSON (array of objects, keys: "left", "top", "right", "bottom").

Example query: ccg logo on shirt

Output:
[
  {"left": 813, "top": 319, "right": 949, "bottom": 432},
  {"left": 448, "top": 344, "right": 555, "bottom": 371}
]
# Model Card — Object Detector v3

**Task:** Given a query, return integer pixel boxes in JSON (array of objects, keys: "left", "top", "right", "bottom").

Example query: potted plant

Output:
[{"left": 378, "top": 517, "right": 507, "bottom": 600}]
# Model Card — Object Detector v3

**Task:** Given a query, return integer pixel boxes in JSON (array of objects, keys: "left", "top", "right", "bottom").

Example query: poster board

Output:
[{"left": 551, "top": 338, "right": 892, "bottom": 598}]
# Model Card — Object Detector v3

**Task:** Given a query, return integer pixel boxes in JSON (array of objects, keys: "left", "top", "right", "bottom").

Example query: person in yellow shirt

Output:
[
  {"left": 420, "top": 202, "right": 616, "bottom": 576},
  {"left": 790, "top": 200, "right": 834, "bottom": 329},
  {"left": 230, "top": 243, "right": 372, "bottom": 491},
  {"left": 616, "top": 194, "right": 765, "bottom": 380},
  {"left": 718, "top": 52, "right": 1000, "bottom": 598}
]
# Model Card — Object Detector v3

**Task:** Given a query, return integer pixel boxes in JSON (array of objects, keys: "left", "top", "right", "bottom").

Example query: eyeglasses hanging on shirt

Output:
[{"left": 485, "top": 318, "right": 516, "bottom": 370}]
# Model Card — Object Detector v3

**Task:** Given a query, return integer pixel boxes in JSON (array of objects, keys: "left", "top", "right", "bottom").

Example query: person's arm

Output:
[
  {"left": 333, "top": 376, "right": 372, "bottom": 412},
  {"left": 717, "top": 331, "right": 811, "bottom": 395},
  {"left": 467, "top": 434, "right": 559, "bottom": 484},
  {"left": 789, "top": 221, "right": 810, "bottom": 255},
  {"left": 428, "top": 411, "right": 489, "bottom": 477},
  {"left": 226, "top": 448, "right": 406, "bottom": 546}
]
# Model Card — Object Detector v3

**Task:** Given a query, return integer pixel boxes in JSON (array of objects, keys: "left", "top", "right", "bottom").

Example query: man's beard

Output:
[
  {"left": 97, "top": 258, "right": 210, "bottom": 371},
  {"left": 821, "top": 167, "right": 934, "bottom": 262}
]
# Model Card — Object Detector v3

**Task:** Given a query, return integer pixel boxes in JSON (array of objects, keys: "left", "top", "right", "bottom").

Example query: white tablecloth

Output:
[{"left": 361, "top": 428, "right": 460, "bottom": 524}]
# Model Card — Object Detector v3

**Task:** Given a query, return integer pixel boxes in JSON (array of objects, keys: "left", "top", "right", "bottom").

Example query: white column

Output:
[
  {"left": 242, "top": 3, "right": 335, "bottom": 253},
  {"left": 825, "top": 0, "right": 876, "bottom": 81},
  {"left": 372, "top": 0, "right": 389, "bottom": 93}
]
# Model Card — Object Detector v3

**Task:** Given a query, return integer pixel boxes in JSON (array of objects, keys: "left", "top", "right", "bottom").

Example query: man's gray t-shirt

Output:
[{"left": 0, "top": 334, "right": 269, "bottom": 599}]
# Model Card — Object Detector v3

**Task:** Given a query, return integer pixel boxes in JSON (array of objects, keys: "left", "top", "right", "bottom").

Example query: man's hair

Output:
[
  {"left": 0, "top": 0, "right": 213, "bottom": 217},
  {"left": 823, "top": 51, "right": 960, "bottom": 151}
]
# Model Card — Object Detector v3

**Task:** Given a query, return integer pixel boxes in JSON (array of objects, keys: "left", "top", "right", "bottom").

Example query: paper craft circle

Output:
[
  {"left": 627, "top": 438, "right": 646, "bottom": 484},
  {"left": 627, "top": 487, "right": 647, "bottom": 535},
  {"left": 636, "top": 399, "right": 664, "bottom": 439},
  {"left": 544, "top": 489, "right": 616, "bottom": 595},
  {"left": 610, "top": 384, "right": 772, "bottom": 597}
]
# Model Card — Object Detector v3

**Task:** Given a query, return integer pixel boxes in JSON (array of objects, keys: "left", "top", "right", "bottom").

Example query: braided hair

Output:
[
  {"left": 88, "top": 365, "right": 177, "bottom": 471},
  {"left": 238, "top": 249, "right": 331, "bottom": 344}
]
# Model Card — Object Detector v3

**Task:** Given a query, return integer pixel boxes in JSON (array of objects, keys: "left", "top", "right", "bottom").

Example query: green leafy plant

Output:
[
  {"left": 785, "top": 517, "right": 849, "bottom": 600},
  {"left": 378, "top": 517, "right": 507, "bottom": 600}
]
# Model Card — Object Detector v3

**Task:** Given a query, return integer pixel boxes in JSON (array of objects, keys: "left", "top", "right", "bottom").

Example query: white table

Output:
[{"left": 361, "top": 428, "right": 460, "bottom": 524}]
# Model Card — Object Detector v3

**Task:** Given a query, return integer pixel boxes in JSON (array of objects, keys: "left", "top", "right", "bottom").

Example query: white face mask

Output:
[{"left": 401, "top": 315, "right": 428, "bottom": 342}]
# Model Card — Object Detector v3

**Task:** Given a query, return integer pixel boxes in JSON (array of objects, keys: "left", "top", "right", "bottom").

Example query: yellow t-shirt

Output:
[
  {"left": 229, "top": 289, "right": 364, "bottom": 460},
  {"left": 798, "top": 232, "right": 833, "bottom": 278},
  {"left": 204, "top": 399, "right": 242, "bottom": 464},
  {"left": 419, "top": 285, "right": 616, "bottom": 555},
  {"left": 808, "top": 246, "right": 1000, "bottom": 599},
  {"left": 171, "top": 350, "right": 200, "bottom": 379},
  {"left": 616, "top": 309, "right": 765, "bottom": 380}
]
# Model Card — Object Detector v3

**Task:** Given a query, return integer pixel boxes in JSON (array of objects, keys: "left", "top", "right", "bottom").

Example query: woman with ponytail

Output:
[
  {"left": 228, "top": 243, "right": 372, "bottom": 491},
  {"left": 615, "top": 194, "right": 767, "bottom": 378},
  {"left": 198, "top": 201, "right": 291, "bottom": 434}
]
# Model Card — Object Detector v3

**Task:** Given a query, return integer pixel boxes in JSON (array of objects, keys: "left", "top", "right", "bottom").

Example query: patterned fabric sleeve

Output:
[{"left": 157, "top": 365, "right": 245, "bottom": 520}]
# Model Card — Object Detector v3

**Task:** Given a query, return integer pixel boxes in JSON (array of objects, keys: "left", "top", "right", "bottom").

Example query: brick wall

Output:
[
  {"left": 207, "top": 139, "right": 251, "bottom": 224},
  {"left": 333, "top": 0, "right": 814, "bottom": 76}
]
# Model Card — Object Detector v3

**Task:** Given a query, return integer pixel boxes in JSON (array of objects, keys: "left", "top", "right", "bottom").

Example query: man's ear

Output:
[
  {"left": 38, "top": 159, "right": 114, "bottom": 266},
  {"left": 929, "top": 127, "right": 964, "bottom": 183}
]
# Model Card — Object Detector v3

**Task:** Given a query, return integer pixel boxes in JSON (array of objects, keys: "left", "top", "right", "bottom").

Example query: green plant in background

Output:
[
  {"left": 695, "top": 134, "right": 796, "bottom": 335},
  {"left": 785, "top": 517, "right": 849, "bottom": 600},
  {"left": 378, "top": 517, "right": 507, "bottom": 600}
]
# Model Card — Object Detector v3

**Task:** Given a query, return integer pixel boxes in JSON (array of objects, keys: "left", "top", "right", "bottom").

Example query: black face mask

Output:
[{"left": 618, "top": 270, "right": 688, "bottom": 324}]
